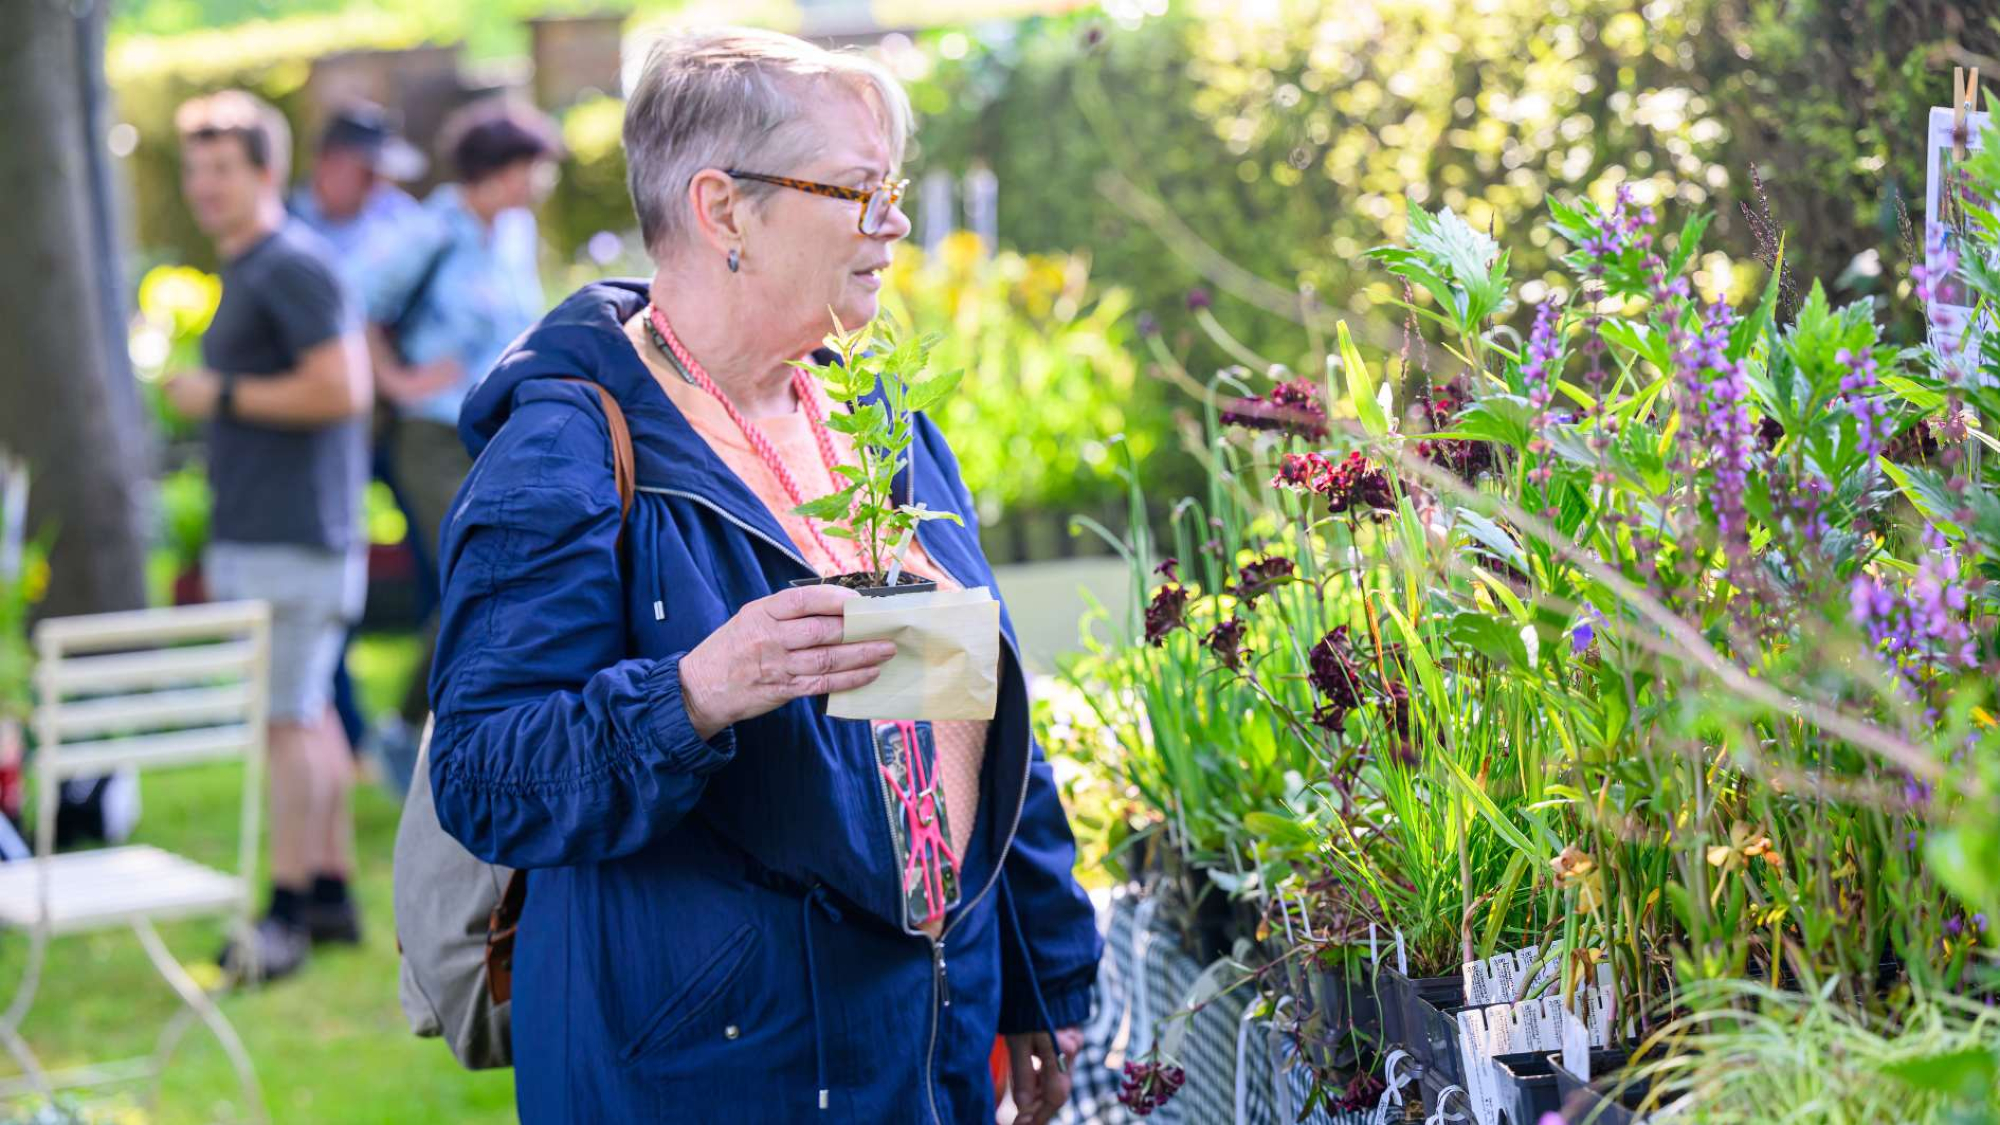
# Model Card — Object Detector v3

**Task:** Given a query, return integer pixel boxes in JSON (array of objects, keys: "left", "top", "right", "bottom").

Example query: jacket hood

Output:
[{"left": 458, "top": 279, "right": 654, "bottom": 461}]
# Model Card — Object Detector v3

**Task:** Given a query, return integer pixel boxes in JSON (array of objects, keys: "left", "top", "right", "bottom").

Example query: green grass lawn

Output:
[{"left": 0, "top": 633, "right": 516, "bottom": 1124}]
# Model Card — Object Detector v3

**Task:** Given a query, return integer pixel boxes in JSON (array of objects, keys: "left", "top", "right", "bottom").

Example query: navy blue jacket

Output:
[{"left": 427, "top": 281, "right": 1102, "bottom": 1122}]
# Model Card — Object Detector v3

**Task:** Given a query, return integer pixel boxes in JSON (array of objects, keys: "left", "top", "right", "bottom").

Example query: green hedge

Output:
[{"left": 907, "top": 1, "right": 2000, "bottom": 372}]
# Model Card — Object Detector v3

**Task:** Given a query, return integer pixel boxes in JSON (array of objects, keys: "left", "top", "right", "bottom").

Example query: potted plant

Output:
[
  {"left": 789, "top": 320, "right": 1001, "bottom": 723},
  {"left": 788, "top": 319, "right": 965, "bottom": 594}
]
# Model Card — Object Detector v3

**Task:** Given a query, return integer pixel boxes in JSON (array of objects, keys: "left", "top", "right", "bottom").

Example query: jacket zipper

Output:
[
  {"left": 642, "top": 483, "right": 1035, "bottom": 1125},
  {"left": 911, "top": 521, "right": 1033, "bottom": 1125}
]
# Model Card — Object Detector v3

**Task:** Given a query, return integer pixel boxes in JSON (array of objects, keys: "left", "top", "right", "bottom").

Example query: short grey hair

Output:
[{"left": 623, "top": 27, "right": 914, "bottom": 258}]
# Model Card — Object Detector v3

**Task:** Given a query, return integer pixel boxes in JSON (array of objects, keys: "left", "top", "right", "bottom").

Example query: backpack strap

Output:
[
  {"left": 484, "top": 378, "right": 636, "bottom": 1006},
  {"left": 560, "top": 377, "right": 635, "bottom": 528}
]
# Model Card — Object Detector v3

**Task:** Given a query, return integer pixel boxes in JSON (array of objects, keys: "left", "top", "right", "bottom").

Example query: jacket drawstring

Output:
[
  {"left": 801, "top": 883, "right": 842, "bottom": 1110},
  {"left": 998, "top": 877, "right": 1066, "bottom": 1074}
]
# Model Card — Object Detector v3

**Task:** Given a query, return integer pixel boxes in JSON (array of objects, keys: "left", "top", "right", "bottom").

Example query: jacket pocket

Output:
[{"left": 619, "top": 921, "right": 760, "bottom": 1064}]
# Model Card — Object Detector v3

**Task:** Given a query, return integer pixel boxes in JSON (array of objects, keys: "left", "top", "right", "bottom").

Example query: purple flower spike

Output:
[{"left": 1835, "top": 347, "right": 1893, "bottom": 460}]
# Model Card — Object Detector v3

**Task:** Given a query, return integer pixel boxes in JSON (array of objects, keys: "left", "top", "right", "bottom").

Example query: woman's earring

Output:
[{"left": 727, "top": 248, "right": 740, "bottom": 273}]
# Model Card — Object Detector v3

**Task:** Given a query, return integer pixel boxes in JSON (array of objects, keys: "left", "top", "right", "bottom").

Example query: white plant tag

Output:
[
  {"left": 1488, "top": 951, "right": 1519, "bottom": 1003},
  {"left": 1454, "top": 1010, "right": 1497, "bottom": 1125},
  {"left": 1395, "top": 928, "right": 1408, "bottom": 976},
  {"left": 1512, "top": 996, "right": 1547, "bottom": 1051},
  {"left": 1560, "top": 1005, "right": 1591, "bottom": 1081},
  {"left": 1463, "top": 960, "right": 1494, "bottom": 1006},
  {"left": 1925, "top": 102, "right": 1994, "bottom": 357},
  {"left": 1369, "top": 923, "right": 1379, "bottom": 966},
  {"left": 1511, "top": 947, "right": 1539, "bottom": 997}
]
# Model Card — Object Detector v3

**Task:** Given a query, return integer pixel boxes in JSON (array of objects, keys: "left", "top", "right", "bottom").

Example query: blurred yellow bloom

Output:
[{"left": 137, "top": 264, "right": 220, "bottom": 339}]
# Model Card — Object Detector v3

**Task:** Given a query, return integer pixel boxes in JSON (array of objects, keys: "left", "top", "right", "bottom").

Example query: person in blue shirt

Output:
[
  {"left": 292, "top": 101, "right": 431, "bottom": 774},
  {"left": 364, "top": 99, "right": 562, "bottom": 766},
  {"left": 291, "top": 101, "right": 428, "bottom": 264}
]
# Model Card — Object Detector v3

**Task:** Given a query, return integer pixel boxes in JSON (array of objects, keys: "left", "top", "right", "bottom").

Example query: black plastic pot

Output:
[
  {"left": 1548, "top": 1048, "right": 1650, "bottom": 1124},
  {"left": 1376, "top": 968, "right": 1463, "bottom": 1082},
  {"left": 1491, "top": 1051, "right": 1563, "bottom": 1125},
  {"left": 1295, "top": 967, "right": 1382, "bottom": 1071},
  {"left": 790, "top": 572, "right": 937, "bottom": 596}
]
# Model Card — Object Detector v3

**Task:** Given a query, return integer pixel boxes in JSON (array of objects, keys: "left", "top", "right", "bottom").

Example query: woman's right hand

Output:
[{"left": 678, "top": 585, "right": 899, "bottom": 740}]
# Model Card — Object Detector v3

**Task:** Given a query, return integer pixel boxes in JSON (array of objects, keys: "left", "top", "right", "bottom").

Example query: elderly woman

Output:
[{"left": 426, "top": 27, "right": 1101, "bottom": 1124}]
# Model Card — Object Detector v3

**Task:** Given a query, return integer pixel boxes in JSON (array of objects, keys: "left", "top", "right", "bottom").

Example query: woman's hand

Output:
[
  {"left": 1004, "top": 1028, "right": 1083, "bottom": 1125},
  {"left": 679, "top": 585, "right": 898, "bottom": 740}
]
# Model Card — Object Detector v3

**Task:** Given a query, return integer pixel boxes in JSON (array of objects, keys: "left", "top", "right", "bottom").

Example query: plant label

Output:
[
  {"left": 1488, "top": 951, "right": 1520, "bottom": 1002},
  {"left": 1511, "top": 996, "right": 1548, "bottom": 1051},
  {"left": 1463, "top": 959, "right": 1494, "bottom": 1006},
  {"left": 1924, "top": 102, "right": 1993, "bottom": 357},
  {"left": 1560, "top": 1005, "right": 1591, "bottom": 1082},
  {"left": 1395, "top": 928, "right": 1409, "bottom": 976},
  {"left": 1454, "top": 1009, "right": 1499, "bottom": 1125}
]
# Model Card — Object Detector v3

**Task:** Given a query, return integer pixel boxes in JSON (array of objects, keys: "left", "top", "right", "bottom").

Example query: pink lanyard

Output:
[
  {"left": 881, "top": 719, "right": 958, "bottom": 925},
  {"left": 644, "top": 304, "right": 857, "bottom": 574}
]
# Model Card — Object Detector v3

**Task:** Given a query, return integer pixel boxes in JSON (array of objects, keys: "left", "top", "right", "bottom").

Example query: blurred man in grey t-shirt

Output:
[{"left": 165, "top": 90, "right": 372, "bottom": 983}]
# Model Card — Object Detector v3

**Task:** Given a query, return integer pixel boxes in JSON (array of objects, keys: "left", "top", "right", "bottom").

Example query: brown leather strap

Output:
[
  {"left": 561, "top": 378, "right": 635, "bottom": 524},
  {"left": 485, "top": 869, "right": 530, "bottom": 1004},
  {"left": 484, "top": 379, "right": 637, "bottom": 1005}
]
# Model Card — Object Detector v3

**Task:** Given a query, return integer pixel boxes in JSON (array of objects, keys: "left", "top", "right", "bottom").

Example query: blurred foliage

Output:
[
  {"left": 113, "top": 0, "right": 628, "bottom": 63},
  {"left": 909, "top": 1, "right": 2000, "bottom": 376},
  {"left": 0, "top": 459, "right": 49, "bottom": 727},
  {"left": 156, "top": 464, "right": 212, "bottom": 575},
  {"left": 882, "top": 232, "right": 1188, "bottom": 520}
]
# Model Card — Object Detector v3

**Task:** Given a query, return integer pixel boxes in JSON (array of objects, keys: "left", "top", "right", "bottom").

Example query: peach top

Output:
[{"left": 623, "top": 315, "right": 986, "bottom": 930}]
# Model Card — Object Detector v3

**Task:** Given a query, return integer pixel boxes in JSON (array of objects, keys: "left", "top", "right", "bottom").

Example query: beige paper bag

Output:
[{"left": 827, "top": 586, "right": 1000, "bottom": 721}]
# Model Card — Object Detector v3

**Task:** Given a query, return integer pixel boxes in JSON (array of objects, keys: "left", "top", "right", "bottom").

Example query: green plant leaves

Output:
[
  {"left": 1336, "top": 321, "right": 1387, "bottom": 436},
  {"left": 792, "top": 486, "right": 858, "bottom": 521}
]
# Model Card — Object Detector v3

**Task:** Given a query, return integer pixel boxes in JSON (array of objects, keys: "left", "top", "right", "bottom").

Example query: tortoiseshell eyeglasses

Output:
[{"left": 724, "top": 170, "right": 909, "bottom": 235}]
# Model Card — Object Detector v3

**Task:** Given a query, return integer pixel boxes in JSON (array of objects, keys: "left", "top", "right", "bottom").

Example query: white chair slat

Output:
[
  {"left": 33, "top": 600, "right": 269, "bottom": 654},
  {"left": 0, "top": 847, "right": 244, "bottom": 934},
  {"left": 50, "top": 641, "right": 256, "bottom": 695},
  {"left": 51, "top": 684, "right": 252, "bottom": 740},
  {"left": 44, "top": 723, "right": 255, "bottom": 780}
]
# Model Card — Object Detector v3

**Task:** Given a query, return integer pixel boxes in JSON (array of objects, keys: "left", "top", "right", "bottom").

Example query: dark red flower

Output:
[
  {"left": 1185, "top": 288, "right": 1212, "bottom": 311},
  {"left": 1223, "top": 380, "right": 1329, "bottom": 439},
  {"left": 1417, "top": 389, "right": 1496, "bottom": 481},
  {"left": 1756, "top": 414, "right": 1785, "bottom": 451},
  {"left": 1322, "top": 452, "right": 1395, "bottom": 514},
  {"left": 1144, "top": 582, "right": 1190, "bottom": 647},
  {"left": 1231, "top": 555, "right": 1295, "bottom": 605},
  {"left": 1118, "top": 1059, "right": 1186, "bottom": 1116},
  {"left": 1205, "top": 617, "right": 1249, "bottom": 669},
  {"left": 1273, "top": 451, "right": 1332, "bottom": 492},
  {"left": 1308, "top": 627, "right": 1365, "bottom": 731}
]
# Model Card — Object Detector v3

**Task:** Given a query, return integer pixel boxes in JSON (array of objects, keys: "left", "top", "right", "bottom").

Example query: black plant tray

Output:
[
  {"left": 1293, "top": 966, "right": 1383, "bottom": 1071},
  {"left": 1491, "top": 1050, "right": 1563, "bottom": 1125},
  {"left": 1377, "top": 967, "right": 1465, "bottom": 1085},
  {"left": 1548, "top": 1047, "right": 1651, "bottom": 1124}
]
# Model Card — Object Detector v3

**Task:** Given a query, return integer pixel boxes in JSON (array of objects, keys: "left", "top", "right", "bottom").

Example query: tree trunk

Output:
[{"left": 0, "top": 0, "right": 150, "bottom": 619}]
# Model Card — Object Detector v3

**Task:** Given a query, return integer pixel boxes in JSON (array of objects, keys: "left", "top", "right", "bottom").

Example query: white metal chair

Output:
[{"left": 0, "top": 600, "right": 271, "bottom": 1121}]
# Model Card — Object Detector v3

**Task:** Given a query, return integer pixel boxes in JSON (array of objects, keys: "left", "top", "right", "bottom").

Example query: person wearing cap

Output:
[
  {"left": 292, "top": 102, "right": 432, "bottom": 780},
  {"left": 291, "top": 101, "right": 429, "bottom": 262},
  {"left": 361, "top": 97, "right": 563, "bottom": 784}
]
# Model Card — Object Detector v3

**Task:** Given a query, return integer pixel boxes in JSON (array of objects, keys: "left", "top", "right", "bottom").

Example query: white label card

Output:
[
  {"left": 1560, "top": 1005, "right": 1591, "bottom": 1082},
  {"left": 1924, "top": 103, "right": 1994, "bottom": 358}
]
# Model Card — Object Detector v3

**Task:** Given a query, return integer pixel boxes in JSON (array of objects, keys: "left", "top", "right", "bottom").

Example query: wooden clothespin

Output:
[{"left": 1953, "top": 66, "right": 1981, "bottom": 159}]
